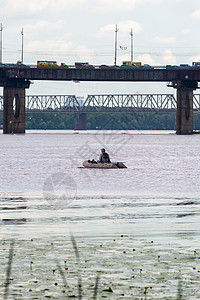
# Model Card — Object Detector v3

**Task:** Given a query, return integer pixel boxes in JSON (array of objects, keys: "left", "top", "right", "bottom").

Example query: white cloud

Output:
[
  {"left": 7, "top": 21, "right": 70, "bottom": 40},
  {"left": 162, "top": 49, "right": 176, "bottom": 64},
  {"left": 190, "top": 9, "right": 200, "bottom": 19},
  {"left": 93, "top": 0, "right": 162, "bottom": 13},
  {"left": 25, "top": 40, "right": 74, "bottom": 62},
  {"left": 137, "top": 54, "right": 155, "bottom": 65},
  {"left": 2, "top": 0, "right": 86, "bottom": 17},
  {"left": 25, "top": 21, "right": 67, "bottom": 35},
  {"left": 98, "top": 20, "right": 142, "bottom": 36},
  {"left": 182, "top": 29, "right": 190, "bottom": 35},
  {"left": 152, "top": 36, "right": 176, "bottom": 44},
  {"left": 190, "top": 55, "right": 200, "bottom": 63},
  {"left": 75, "top": 45, "right": 94, "bottom": 62},
  {"left": 23, "top": 40, "right": 94, "bottom": 64}
]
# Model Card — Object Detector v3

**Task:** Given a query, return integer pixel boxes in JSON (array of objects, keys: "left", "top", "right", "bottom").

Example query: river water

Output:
[{"left": 0, "top": 130, "right": 200, "bottom": 299}]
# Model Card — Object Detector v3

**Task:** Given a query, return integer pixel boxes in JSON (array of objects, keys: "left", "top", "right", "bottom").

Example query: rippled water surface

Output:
[{"left": 1, "top": 130, "right": 200, "bottom": 299}]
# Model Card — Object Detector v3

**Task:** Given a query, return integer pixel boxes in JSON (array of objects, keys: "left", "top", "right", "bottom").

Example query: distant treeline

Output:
[
  {"left": 27, "top": 112, "right": 177, "bottom": 130},
  {"left": 1, "top": 112, "right": 200, "bottom": 130}
]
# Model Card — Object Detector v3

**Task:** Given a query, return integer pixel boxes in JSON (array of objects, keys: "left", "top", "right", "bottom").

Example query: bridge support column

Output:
[
  {"left": 173, "top": 81, "right": 198, "bottom": 135},
  {"left": 3, "top": 87, "right": 26, "bottom": 134},
  {"left": 76, "top": 113, "right": 87, "bottom": 130},
  {"left": 176, "top": 88, "right": 193, "bottom": 134}
]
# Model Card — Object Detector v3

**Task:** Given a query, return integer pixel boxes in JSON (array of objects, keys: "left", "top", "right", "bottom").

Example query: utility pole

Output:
[
  {"left": 0, "top": 23, "right": 3, "bottom": 63},
  {"left": 130, "top": 28, "right": 134, "bottom": 63},
  {"left": 114, "top": 24, "right": 119, "bottom": 65},
  {"left": 21, "top": 27, "right": 24, "bottom": 63}
]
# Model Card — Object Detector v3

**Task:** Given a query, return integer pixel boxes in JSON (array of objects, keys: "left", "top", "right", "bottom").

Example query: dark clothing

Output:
[{"left": 98, "top": 152, "right": 111, "bottom": 163}]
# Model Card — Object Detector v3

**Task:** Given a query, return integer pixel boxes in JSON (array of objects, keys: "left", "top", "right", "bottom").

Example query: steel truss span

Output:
[
  {"left": 1, "top": 94, "right": 200, "bottom": 112},
  {"left": 83, "top": 94, "right": 176, "bottom": 112}
]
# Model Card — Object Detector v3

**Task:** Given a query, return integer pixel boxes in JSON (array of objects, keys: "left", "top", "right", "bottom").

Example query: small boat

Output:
[{"left": 83, "top": 160, "right": 127, "bottom": 169}]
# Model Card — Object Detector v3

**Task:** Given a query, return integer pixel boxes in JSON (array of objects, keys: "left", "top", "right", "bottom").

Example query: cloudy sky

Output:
[{"left": 1, "top": 0, "right": 200, "bottom": 96}]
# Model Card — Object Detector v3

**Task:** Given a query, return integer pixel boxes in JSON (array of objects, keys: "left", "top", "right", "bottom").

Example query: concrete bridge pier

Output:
[
  {"left": 3, "top": 79, "right": 30, "bottom": 134},
  {"left": 76, "top": 113, "right": 87, "bottom": 130},
  {"left": 173, "top": 80, "right": 198, "bottom": 135},
  {"left": 3, "top": 87, "right": 26, "bottom": 134}
]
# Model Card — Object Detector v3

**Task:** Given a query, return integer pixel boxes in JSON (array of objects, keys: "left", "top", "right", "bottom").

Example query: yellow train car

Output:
[
  {"left": 122, "top": 61, "right": 132, "bottom": 66},
  {"left": 37, "top": 61, "right": 58, "bottom": 67},
  {"left": 133, "top": 62, "right": 142, "bottom": 66}
]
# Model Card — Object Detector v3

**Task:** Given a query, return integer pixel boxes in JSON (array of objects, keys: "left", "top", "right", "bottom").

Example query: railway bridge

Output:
[
  {"left": 1, "top": 93, "right": 200, "bottom": 130},
  {"left": 1, "top": 64, "right": 200, "bottom": 134}
]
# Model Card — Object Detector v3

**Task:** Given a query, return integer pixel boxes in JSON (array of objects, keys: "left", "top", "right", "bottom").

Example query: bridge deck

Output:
[{"left": 1, "top": 65, "right": 200, "bottom": 83}]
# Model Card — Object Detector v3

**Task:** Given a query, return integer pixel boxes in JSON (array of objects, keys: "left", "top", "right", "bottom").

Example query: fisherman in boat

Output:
[{"left": 98, "top": 148, "right": 111, "bottom": 163}]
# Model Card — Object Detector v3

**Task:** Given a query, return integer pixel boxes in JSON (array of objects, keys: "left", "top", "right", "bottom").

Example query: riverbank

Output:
[{"left": 1, "top": 232, "right": 200, "bottom": 299}]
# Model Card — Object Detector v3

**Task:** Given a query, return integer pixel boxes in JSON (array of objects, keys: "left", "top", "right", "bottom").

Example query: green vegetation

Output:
[
  {"left": 25, "top": 112, "right": 177, "bottom": 130},
  {"left": 1, "top": 111, "right": 200, "bottom": 130},
  {"left": 87, "top": 112, "right": 176, "bottom": 130},
  {"left": 25, "top": 113, "right": 76, "bottom": 130}
]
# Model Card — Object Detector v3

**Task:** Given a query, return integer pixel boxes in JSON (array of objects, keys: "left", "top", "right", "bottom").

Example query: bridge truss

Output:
[
  {"left": 82, "top": 94, "right": 176, "bottom": 112},
  {"left": 1, "top": 94, "right": 200, "bottom": 112},
  {"left": 26, "top": 95, "right": 80, "bottom": 111}
]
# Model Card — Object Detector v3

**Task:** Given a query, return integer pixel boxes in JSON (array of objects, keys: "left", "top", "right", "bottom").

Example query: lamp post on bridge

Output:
[
  {"left": 21, "top": 27, "right": 24, "bottom": 63},
  {"left": 130, "top": 28, "right": 134, "bottom": 63},
  {"left": 114, "top": 24, "right": 119, "bottom": 66}
]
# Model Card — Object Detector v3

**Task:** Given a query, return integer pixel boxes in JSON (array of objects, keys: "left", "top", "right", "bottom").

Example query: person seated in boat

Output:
[{"left": 98, "top": 148, "right": 111, "bottom": 163}]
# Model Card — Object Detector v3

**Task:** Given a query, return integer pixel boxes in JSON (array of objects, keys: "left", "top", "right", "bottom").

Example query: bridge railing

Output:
[{"left": 1, "top": 94, "right": 200, "bottom": 112}]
